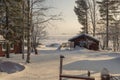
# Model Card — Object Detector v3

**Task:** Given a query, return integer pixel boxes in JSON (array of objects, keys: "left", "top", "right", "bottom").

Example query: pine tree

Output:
[
  {"left": 0, "top": 0, "right": 26, "bottom": 58},
  {"left": 74, "top": 0, "right": 89, "bottom": 34},
  {"left": 97, "top": 0, "right": 120, "bottom": 49}
]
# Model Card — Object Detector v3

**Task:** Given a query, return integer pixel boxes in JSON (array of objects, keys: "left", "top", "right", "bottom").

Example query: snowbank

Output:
[
  {"left": 0, "top": 43, "right": 120, "bottom": 80},
  {"left": 0, "top": 61, "right": 25, "bottom": 74}
]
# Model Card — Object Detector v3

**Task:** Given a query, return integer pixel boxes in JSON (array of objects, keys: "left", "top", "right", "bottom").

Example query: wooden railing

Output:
[
  {"left": 110, "top": 76, "right": 120, "bottom": 80},
  {"left": 59, "top": 55, "right": 95, "bottom": 80}
]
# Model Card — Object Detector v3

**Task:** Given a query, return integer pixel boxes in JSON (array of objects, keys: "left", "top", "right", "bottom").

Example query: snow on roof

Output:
[
  {"left": 0, "top": 35, "right": 5, "bottom": 41},
  {"left": 68, "top": 33, "right": 99, "bottom": 42}
]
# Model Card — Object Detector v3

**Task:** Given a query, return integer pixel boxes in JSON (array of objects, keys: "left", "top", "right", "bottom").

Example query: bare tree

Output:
[
  {"left": 74, "top": 0, "right": 99, "bottom": 35},
  {"left": 87, "top": 0, "right": 99, "bottom": 36},
  {"left": 26, "top": 0, "right": 62, "bottom": 63}
]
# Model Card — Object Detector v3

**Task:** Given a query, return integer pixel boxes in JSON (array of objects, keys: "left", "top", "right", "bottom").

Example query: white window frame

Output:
[
  {"left": 2, "top": 43, "right": 6, "bottom": 51},
  {"left": 10, "top": 44, "right": 14, "bottom": 50}
]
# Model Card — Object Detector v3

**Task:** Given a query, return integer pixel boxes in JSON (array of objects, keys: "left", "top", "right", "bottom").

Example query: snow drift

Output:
[{"left": 0, "top": 61, "right": 25, "bottom": 74}]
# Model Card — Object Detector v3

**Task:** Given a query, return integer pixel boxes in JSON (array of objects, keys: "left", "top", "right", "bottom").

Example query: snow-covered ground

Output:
[{"left": 0, "top": 35, "right": 120, "bottom": 80}]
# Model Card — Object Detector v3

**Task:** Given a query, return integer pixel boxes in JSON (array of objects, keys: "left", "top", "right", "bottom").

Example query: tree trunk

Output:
[
  {"left": 33, "top": 45, "right": 38, "bottom": 55},
  {"left": 26, "top": 33, "right": 31, "bottom": 63},
  {"left": 85, "top": 9, "right": 88, "bottom": 34},
  {"left": 102, "top": 36, "right": 106, "bottom": 50},
  {"left": 106, "top": 0, "right": 109, "bottom": 49},
  {"left": 4, "top": 0, "right": 10, "bottom": 58},
  {"left": 116, "top": 36, "right": 119, "bottom": 51},
  {"left": 113, "top": 36, "right": 116, "bottom": 51},
  {"left": 93, "top": 0, "right": 96, "bottom": 36},
  {"left": 26, "top": 0, "right": 31, "bottom": 63},
  {"left": 22, "top": 0, "right": 25, "bottom": 59},
  {"left": 6, "top": 42, "right": 10, "bottom": 58},
  {"left": 22, "top": 39, "right": 24, "bottom": 59}
]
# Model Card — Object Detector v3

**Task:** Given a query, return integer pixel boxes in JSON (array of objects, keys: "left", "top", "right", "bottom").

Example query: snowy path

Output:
[{"left": 0, "top": 48, "right": 120, "bottom": 80}]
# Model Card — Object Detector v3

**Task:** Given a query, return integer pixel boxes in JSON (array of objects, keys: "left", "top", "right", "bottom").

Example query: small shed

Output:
[
  {"left": 0, "top": 35, "right": 22, "bottom": 56},
  {"left": 68, "top": 34, "right": 99, "bottom": 50}
]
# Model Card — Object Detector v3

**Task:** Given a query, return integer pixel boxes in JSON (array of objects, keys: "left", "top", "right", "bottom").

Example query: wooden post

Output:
[
  {"left": 101, "top": 68, "right": 110, "bottom": 80},
  {"left": 59, "top": 55, "right": 65, "bottom": 80},
  {"left": 59, "top": 55, "right": 95, "bottom": 80},
  {"left": 88, "top": 71, "right": 91, "bottom": 77}
]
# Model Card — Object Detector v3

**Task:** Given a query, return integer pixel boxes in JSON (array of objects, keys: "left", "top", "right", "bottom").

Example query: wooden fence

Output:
[
  {"left": 59, "top": 55, "right": 120, "bottom": 80},
  {"left": 59, "top": 55, "right": 95, "bottom": 80}
]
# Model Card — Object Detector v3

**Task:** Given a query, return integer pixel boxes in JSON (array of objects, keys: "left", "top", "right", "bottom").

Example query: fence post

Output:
[
  {"left": 59, "top": 55, "right": 65, "bottom": 80},
  {"left": 88, "top": 71, "right": 91, "bottom": 77},
  {"left": 101, "top": 68, "right": 110, "bottom": 80}
]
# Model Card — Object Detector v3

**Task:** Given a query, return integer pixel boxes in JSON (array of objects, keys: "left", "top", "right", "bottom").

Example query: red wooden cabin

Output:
[
  {"left": 0, "top": 35, "right": 22, "bottom": 56},
  {"left": 68, "top": 34, "right": 99, "bottom": 50}
]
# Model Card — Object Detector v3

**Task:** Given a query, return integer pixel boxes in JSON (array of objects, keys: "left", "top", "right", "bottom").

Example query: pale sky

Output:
[{"left": 44, "top": 0, "right": 82, "bottom": 35}]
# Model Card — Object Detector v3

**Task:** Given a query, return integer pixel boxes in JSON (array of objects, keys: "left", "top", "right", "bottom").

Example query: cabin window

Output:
[
  {"left": 2, "top": 43, "right": 6, "bottom": 51},
  {"left": 10, "top": 44, "right": 14, "bottom": 50},
  {"left": 79, "top": 41, "right": 86, "bottom": 47},
  {"left": 2, "top": 43, "right": 14, "bottom": 51}
]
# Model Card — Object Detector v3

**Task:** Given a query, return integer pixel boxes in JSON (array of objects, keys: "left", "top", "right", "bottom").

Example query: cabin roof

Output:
[
  {"left": 0, "top": 35, "right": 5, "bottom": 43},
  {"left": 68, "top": 33, "right": 99, "bottom": 42}
]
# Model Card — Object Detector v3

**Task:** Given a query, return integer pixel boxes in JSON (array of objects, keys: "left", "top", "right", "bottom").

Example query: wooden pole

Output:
[
  {"left": 60, "top": 75, "right": 95, "bottom": 80},
  {"left": 59, "top": 55, "right": 65, "bottom": 80},
  {"left": 88, "top": 71, "right": 91, "bottom": 77}
]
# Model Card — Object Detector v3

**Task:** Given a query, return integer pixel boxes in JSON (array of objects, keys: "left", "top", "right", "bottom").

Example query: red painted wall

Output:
[
  {"left": 0, "top": 44, "right": 5, "bottom": 56},
  {"left": 0, "top": 42, "right": 22, "bottom": 57}
]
